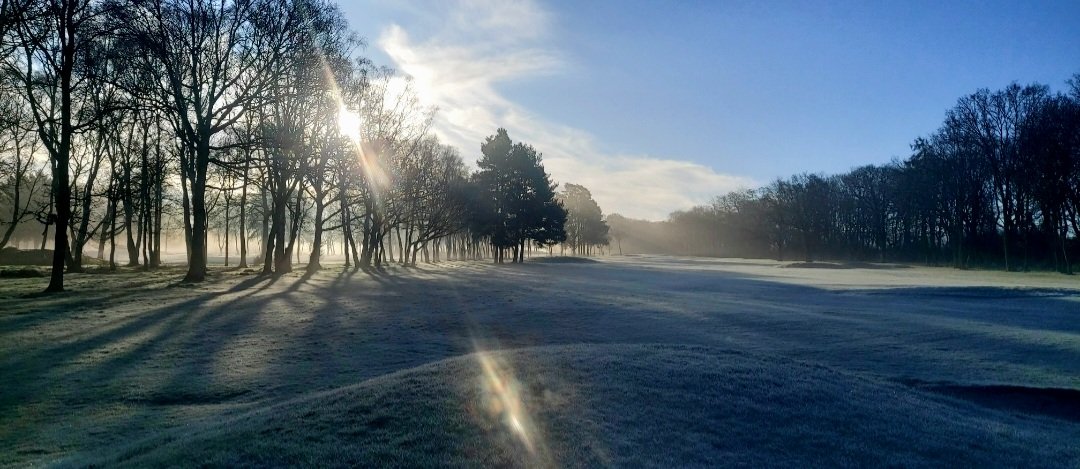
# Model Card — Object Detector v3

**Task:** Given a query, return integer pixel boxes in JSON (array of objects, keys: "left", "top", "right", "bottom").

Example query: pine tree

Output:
[{"left": 473, "top": 128, "right": 566, "bottom": 263}]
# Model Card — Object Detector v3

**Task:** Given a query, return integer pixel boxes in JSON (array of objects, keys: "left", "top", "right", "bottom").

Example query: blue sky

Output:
[{"left": 338, "top": 0, "right": 1080, "bottom": 220}]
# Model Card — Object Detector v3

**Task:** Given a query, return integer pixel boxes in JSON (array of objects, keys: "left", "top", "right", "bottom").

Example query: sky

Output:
[{"left": 337, "top": 0, "right": 1080, "bottom": 220}]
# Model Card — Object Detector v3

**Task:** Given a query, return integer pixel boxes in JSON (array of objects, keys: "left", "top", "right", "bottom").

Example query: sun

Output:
[{"left": 337, "top": 107, "right": 362, "bottom": 141}]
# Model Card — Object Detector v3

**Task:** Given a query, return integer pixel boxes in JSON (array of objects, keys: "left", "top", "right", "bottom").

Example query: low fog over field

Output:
[{"left": 2, "top": 257, "right": 1077, "bottom": 466}]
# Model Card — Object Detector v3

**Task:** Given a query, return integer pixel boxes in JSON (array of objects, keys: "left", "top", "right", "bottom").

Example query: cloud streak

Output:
[{"left": 378, "top": 0, "right": 756, "bottom": 220}]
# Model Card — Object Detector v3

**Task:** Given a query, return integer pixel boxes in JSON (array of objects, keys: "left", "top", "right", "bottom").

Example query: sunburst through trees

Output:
[{"left": 0, "top": 0, "right": 590, "bottom": 292}]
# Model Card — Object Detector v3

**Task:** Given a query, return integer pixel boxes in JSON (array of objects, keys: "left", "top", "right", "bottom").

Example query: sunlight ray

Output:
[{"left": 315, "top": 51, "right": 392, "bottom": 204}]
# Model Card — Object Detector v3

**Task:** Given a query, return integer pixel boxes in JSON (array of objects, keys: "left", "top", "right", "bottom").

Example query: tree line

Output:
[
  {"left": 610, "top": 77, "right": 1080, "bottom": 273},
  {"left": 0, "top": 0, "right": 610, "bottom": 293}
]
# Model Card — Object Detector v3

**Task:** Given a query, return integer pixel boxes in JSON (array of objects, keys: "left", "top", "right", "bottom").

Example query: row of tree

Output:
[
  {"left": 0, "top": 0, "right": 604, "bottom": 292},
  {"left": 471, "top": 128, "right": 565, "bottom": 263},
  {"left": 612, "top": 77, "right": 1080, "bottom": 273}
]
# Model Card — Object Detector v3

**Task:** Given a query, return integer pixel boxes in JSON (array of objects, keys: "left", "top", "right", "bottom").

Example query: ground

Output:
[{"left": 0, "top": 256, "right": 1077, "bottom": 467}]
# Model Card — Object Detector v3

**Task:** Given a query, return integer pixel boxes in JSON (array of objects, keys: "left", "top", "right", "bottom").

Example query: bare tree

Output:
[
  {"left": 0, "top": 91, "right": 47, "bottom": 249},
  {"left": 5, "top": 0, "right": 109, "bottom": 291},
  {"left": 118, "top": 0, "right": 295, "bottom": 281}
]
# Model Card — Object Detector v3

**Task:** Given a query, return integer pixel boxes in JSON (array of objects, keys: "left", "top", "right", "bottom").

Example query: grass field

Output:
[{"left": 1, "top": 256, "right": 1078, "bottom": 466}]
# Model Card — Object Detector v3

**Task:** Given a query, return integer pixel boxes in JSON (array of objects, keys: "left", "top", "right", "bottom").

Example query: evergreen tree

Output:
[{"left": 474, "top": 128, "right": 566, "bottom": 263}]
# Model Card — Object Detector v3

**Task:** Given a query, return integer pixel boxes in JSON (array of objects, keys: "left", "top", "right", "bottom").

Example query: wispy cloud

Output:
[{"left": 378, "top": 0, "right": 756, "bottom": 220}]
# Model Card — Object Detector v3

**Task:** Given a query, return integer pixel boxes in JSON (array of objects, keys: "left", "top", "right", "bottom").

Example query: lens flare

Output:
[{"left": 475, "top": 348, "right": 541, "bottom": 456}]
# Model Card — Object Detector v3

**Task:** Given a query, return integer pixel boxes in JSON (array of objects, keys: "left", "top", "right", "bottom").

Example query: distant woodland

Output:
[{"left": 611, "top": 78, "right": 1080, "bottom": 273}]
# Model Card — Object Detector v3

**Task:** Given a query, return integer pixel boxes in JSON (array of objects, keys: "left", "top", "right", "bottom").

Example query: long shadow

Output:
[
  {"left": 834, "top": 286, "right": 1080, "bottom": 334},
  {"left": 1, "top": 276, "right": 185, "bottom": 331},
  {"left": 226, "top": 274, "right": 278, "bottom": 293},
  {"left": 899, "top": 377, "right": 1080, "bottom": 423},
  {"left": 5, "top": 258, "right": 1080, "bottom": 465},
  {"left": 602, "top": 258, "right": 1080, "bottom": 334},
  {"left": 2, "top": 269, "right": 280, "bottom": 372},
  {"left": 0, "top": 271, "right": 310, "bottom": 463},
  {"left": 289, "top": 260, "right": 1080, "bottom": 396},
  {"left": 272, "top": 259, "right": 1080, "bottom": 389},
  {"left": 441, "top": 261, "right": 1080, "bottom": 386}
]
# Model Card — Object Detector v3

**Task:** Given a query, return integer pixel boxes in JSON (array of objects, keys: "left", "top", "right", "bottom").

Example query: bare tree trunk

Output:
[
  {"left": 150, "top": 144, "right": 163, "bottom": 267},
  {"left": 307, "top": 199, "right": 325, "bottom": 272},
  {"left": 109, "top": 196, "right": 117, "bottom": 271},
  {"left": 180, "top": 151, "right": 192, "bottom": 265},
  {"left": 360, "top": 210, "right": 374, "bottom": 267},
  {"left": 122, "top": 163, "right": 139, "bottom": 265},
  {"left": 31, "top": 1, "right": 79, "bottom": 291},
  {"left": 271, "top": 189, "right": 288, "bottom": 274},
  {"left": 261, "top": 185, "right": 272, "bottom": 274},
  {"left": 183, "top": 134, "right": 210, "bottom": 282},
  {"left": 46, "top": 110, "right": 71, "bottom": 291},
  {"left": 238, "top": 160, "right": 249, "bottom": 268},
  {"left": 224, "top": 195, "right": 230, "bottom": 267},
  {"left": 141, "top": 210, "right": 149, "bottom": 269},
  {"left": 340, "top": 200, "right": 351, "bottom": 268},
  {"left": 97, "top": 197, "right": 110, "bottom": 260},
  {"left": 151, "top": 184, "right": 161, "bottom": 266}
]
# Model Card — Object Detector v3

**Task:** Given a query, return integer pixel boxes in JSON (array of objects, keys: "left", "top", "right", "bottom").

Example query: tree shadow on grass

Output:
[
  {"left": 904, "top": 379, "right": 1080, "bottom": 423},
  {"left": 5, "top": 259, "right": 1080, "bottom": 465}
]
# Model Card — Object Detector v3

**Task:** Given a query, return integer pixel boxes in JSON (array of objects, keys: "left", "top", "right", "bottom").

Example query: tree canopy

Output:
[
  {"left": 559, "top": 183, "right": 608, "bottom": 256},
  {"left": 472, "top": 128, "right": 566, "bottom": 263}
]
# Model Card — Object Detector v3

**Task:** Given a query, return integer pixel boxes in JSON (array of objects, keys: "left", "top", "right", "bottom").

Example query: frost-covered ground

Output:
[{"left": 1, "top": 256, "right": 1077, "bottom": 466}]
